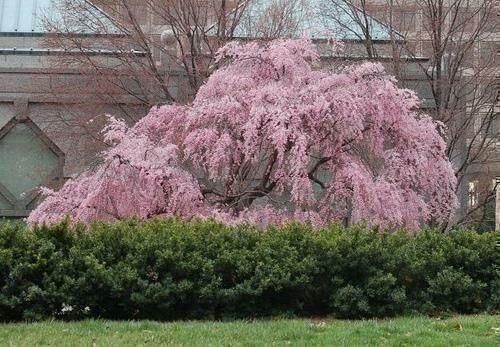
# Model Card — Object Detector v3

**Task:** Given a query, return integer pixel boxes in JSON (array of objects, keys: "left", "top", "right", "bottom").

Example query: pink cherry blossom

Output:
[{"left": 29, "top": 39, "right": 457, "bottom": 230}]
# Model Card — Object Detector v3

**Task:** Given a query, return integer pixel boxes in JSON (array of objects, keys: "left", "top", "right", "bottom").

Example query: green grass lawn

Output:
[{"left": 0, "top": 315, "right": 498, "bottom": 346}]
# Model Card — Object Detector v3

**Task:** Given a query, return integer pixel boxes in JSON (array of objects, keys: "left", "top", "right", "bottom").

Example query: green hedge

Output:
[{"left": 0, "top": 219, "right": 498, "bottom": 321}]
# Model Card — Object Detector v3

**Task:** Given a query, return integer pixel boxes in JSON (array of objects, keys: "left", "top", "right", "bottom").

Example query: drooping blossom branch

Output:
[{"left": 30, "top": 39, "right": 457, "bottom": 230}]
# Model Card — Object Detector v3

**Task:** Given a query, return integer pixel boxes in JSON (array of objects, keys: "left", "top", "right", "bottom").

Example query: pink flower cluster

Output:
[{"left": 29, "top": 39, "right": 457, "bottom": 230}]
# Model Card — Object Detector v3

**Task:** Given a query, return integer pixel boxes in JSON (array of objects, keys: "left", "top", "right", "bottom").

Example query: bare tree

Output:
[
  {"left": 43, "top": 0, "right": 247, "bottom": 106},
  {"left": 236, "top": 0, "right": 308, "bottom": 39},
  {"left": 319, "top": 0, "right": 390, "bottom": 59},
  {"left": 43, "top": 0, "right": 308, "bottom": 107},
  {"left": 144, "top": 0, "right": 254, "bottom": 94}
]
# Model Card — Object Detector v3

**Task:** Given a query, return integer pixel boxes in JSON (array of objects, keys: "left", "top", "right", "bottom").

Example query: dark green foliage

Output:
[{"left": 0, "top": 219, "right": 498, "bottom": 322}]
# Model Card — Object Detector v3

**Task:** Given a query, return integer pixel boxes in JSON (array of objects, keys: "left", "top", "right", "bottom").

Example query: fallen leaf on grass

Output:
[{"left": 310, "top": 321, "right": 327, "bottom": 329}]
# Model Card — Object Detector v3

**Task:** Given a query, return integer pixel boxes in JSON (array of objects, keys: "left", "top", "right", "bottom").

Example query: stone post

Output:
[{"left": 496, "top": 177, "right": 500, "bottom": 231}]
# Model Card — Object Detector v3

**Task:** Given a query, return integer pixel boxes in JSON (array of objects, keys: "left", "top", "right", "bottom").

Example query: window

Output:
[
  {"left": 480, "top": 7, "right": 496, "bottom": 34},
  {"left": 119, "top": 1, "right": 148, "bottom": 25},
  {"left": 492, "top": 178, "right": 498, "bottom": 191},
  {"left": 151, "top": 35, "right": 162, "bottom": 66},
  {"left": 479, "top": 41, "right": 496, "bottom": 68},
  {"left": 393, "top": 10, "right": 416, "bottom": 32},
  {"left": 455, "top": 8, "right": 476, "bottom": 33},
  {"left": 131, "top": 4, "right": 148, "bottom": 25},
  {"left": 422, "top": 41, "right": 434, "bottom": 59},
  {"left": 153, "top": 12, "right": 169, "bottom": 25},
  {"left": 469, "top": 180, "right": 479, "bottom": 208}
]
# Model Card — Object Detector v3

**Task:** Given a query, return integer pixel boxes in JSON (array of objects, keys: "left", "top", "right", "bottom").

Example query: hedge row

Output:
[{"left": 0, "top": 219, "right": 498, "bottom": 321}]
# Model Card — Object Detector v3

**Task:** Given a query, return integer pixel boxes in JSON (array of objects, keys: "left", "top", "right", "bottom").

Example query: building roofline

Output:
[
  {"left": 0, "top": 47, "right": 146, "bottom": 57},
  {"left": 0, "top": 31, "right": 126, "bottom": 38}
]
